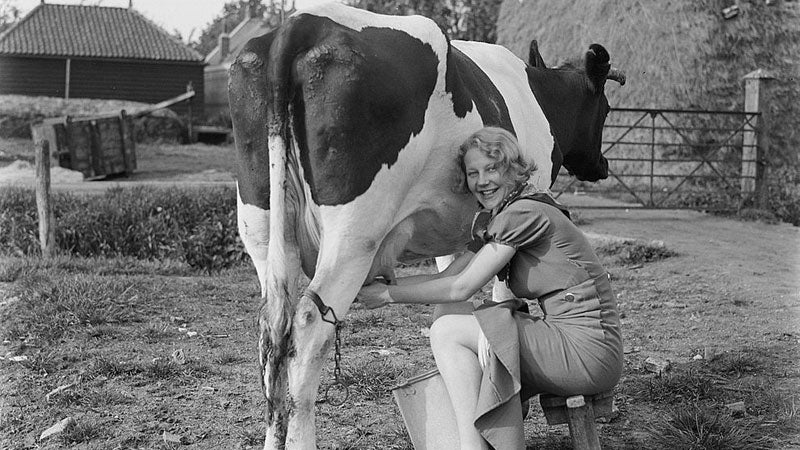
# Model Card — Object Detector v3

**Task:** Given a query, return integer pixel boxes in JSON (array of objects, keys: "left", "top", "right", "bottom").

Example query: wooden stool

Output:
[{"left": 539, "top": 390, "right": 614, "bottom": 450}]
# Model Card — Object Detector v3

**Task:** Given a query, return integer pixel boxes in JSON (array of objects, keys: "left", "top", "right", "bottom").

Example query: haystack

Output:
[{"left": 496, "top": 0, "right": 800, "bottom": 164}]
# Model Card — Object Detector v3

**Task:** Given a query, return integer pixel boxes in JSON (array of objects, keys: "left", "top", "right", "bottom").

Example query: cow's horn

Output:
[{"left": 607, "top": 67, "right": 626, "bottom": 86}]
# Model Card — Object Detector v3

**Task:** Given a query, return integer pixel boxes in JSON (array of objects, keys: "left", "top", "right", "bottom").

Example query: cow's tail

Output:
[{"left": 256, "top": 14, "right": 312, "bottom": 445}]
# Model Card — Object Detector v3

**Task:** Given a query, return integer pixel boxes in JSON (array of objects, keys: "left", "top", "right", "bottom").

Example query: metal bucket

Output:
[{"left": 391, "top": 368, "right": 460, "bottom": 449}]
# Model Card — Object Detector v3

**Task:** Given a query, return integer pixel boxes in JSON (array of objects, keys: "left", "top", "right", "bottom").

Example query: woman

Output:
[{"left": 358, "top": 127, "right": 623, "bottom": 449}]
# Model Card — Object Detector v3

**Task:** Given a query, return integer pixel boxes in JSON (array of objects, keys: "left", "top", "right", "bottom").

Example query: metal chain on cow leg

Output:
[
  {"left": 303, "top": 288, "right": 349, "bottom": 406},
  {"left": 325, "top": 321, "right": 349, "bottom": 406}
]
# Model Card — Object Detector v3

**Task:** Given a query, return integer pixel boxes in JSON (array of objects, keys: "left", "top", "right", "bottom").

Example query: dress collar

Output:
[{"left": 491, "top": 182, "right": 545, "bottom": 216}]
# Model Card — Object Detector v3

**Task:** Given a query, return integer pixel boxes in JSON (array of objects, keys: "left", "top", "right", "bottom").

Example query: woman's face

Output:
[{"left": 463, "top": 147, "right": 513, "bottom": 210}]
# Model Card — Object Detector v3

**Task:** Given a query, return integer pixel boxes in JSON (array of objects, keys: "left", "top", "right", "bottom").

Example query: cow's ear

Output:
[
  {"left": 528, "top": 40, "right": 547, "bottom": 68},
  {"left": 585, "top": 43, "right": 611, "bottom": 93}
]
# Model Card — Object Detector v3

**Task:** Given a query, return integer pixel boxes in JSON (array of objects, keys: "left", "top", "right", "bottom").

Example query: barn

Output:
[
  {"left": 0, "top": 2, "right": 204, "bottom": 116},
  {"left": 203, "top": 7, "right": 281, "bottom": 121},
  {"left": 495, "top": 0, "right": 800, "bottom": 165}
]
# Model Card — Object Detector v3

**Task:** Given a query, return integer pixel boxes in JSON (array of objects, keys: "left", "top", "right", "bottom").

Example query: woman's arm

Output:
[
  {"left": 391, "top": 251, "right": 475, "bottom": 286},
  {"left": 358, "top": 243, "right": 516, "bottom": 308}
]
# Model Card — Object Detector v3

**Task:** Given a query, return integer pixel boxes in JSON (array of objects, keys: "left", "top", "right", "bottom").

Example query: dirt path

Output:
[{"left": 558, "top": 194, "right": 800, "bottom": 377}]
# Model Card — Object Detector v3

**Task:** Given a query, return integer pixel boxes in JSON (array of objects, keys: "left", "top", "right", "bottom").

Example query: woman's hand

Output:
[{"left": 357, "top": 282, "right": 393, "bottom": 309}]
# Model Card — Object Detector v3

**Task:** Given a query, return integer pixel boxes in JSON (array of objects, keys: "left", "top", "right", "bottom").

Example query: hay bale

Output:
[{"left": 497, "top": 0, "right": 800, "bottom": 165}]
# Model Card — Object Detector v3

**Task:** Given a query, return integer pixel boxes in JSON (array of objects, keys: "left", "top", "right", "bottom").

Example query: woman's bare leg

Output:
[{"left": 430, "top": 314, "right": 489, "bottom": 450}]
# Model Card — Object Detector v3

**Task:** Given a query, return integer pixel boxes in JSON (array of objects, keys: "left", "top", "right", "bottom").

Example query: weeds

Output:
[
  {"left": 214, "top": 350, "right": 245, "bottom": 365},
  {"left": 706, "top": 352, "right": 762, "bottom": 377},
  {"left": 647, "top": 407, "right": 771, "bottom": 450},
  {"left": 87, "top": 356, "right": 214, "bottom": 382},
  {"left": 59, "top": 417, "right": 107, "bottom": 445},
  {"left": 0, "top": 186, "right": 247, "bottom": 271},
  {"left": 241, "top": 427, "right": 266, "bottom": 447},
  {"left": 18, "top": 351, "right": 63, "bottom": 375},
  {"left": 596, "top": 239, "right": 677, "bottom": 266},
  {"left": 341, "top": 358, "right": 416, "bottom": 402},
  {"left": 88, "top": 357, "right": 139, "bottom": 378},
  {"left": 142, "top": 322, "right": 173, "bottom": 343},
  {"left": 636, "top": 370, "right": 720, "bottom": 404},
  {"left": 83, "top": 388, "right": 135, "bottom": 407}
]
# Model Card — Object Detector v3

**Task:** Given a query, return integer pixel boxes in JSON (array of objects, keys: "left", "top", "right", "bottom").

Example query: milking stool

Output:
[{"left": 538, "top": 390, "right": 615, "bottom": 450}]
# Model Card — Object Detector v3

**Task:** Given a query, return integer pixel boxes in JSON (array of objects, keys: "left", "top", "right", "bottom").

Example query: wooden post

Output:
[
  {"left": 186, "top": 82, "right": 194, "bottom": 142},
  {"left": 32, "top": 124, "right": 56, "bottom": 258},
  {"left": 119, "top": 109, "right": 135, "bottom": 174},
  {"left": 64, "top": 58, "right": 71, "bottom": 100},
  {"left": 566, "top": 395, "right": 602, "bottom": 450},
  {"left": 741, "top": 69, "right": 774, "bottom": 208}
]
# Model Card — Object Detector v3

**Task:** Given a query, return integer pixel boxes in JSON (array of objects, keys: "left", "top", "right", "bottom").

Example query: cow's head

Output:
[{"left": 527, "top": 41, "right": 625, "bottom": 183}]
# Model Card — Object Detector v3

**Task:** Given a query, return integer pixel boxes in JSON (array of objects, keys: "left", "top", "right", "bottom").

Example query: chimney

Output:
[
  {"left": 219, "top": 33, "right": 230, "bottom": 60},
  {"left": 248, "top": 0, "right": 261, "bottom": 18}
]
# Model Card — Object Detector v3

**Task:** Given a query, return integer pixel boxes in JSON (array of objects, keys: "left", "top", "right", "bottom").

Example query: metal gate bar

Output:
[{"left": 552, "top": 107, "right": 761, "bottom": 210}]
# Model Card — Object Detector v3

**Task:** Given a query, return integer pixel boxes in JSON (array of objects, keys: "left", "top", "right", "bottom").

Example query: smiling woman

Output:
[
  {"left": 358, "top": 127, "right": 624, "bottom": 449},
  {"left": 457, "top": 127, "right": 534, "bottom": 211}
]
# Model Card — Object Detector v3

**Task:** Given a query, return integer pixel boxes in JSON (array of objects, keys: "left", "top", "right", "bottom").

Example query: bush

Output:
[
  {"left": 764, "top": 165, "right": 800, "bottom": 226},
  {"left": 0, "top": 186, "right": 248, "bottom": 271}
]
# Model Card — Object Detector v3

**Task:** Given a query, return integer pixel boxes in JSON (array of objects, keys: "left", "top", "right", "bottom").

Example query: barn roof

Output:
[
  {"left": 0, "top": 3, "right": 203, "bottom": 63},
  {"left": 204, "top": 15, "right": 276, "bottom": 67}
]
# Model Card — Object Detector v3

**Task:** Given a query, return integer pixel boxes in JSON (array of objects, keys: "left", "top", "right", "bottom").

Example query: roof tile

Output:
[{"left": 0, "top": 3, "right": 203, "bottom": 62}]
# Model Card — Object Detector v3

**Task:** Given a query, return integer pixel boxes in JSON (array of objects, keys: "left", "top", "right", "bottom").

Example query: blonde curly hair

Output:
[{"left": 453, "top": 126, "right": 535, "bottom": 194}]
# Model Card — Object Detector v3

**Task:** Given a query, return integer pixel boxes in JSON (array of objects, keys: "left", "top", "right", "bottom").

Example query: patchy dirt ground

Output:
[{"left": 1, "top": 139, "right": 798, "bottom": 449}]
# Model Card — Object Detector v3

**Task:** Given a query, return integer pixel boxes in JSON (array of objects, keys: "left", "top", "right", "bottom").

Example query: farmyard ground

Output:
[{"left": 1, "top": 139, "right": 798, "bottom": 448}]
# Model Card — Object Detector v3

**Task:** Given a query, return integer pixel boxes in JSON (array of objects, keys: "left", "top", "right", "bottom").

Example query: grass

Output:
[
  {"left": 0, "top": 222, "right": 796, "bottom": 448},
  {"left": 1, "top": 272, "right": 145, "bottom": 346},
  {"left": 341, "top": 358, "right": 417, "bottom": 402},
  {"left": 58, "top": 418, "right": 108, "bottom": 445},
  {"left": 647, "top": 407, "right": 772, "bottom": 450},
  {"left": 629, "top": 368, "right": 720, "bottom": 404}
]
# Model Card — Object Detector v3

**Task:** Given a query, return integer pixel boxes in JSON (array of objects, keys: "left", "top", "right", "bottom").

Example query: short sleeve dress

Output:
[{"left": 468, "top": 193, "right": 623, "bottom": 449}]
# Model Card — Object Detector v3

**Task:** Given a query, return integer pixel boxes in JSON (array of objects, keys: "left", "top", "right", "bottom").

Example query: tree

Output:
[
  {"left": 0, "top": 0, "right": 21, "bottom": 34},
  {"left": 346, "top": 0, "right": 501, "bottom": 43}
]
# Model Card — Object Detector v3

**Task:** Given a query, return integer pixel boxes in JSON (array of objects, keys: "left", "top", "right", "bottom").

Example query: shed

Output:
[
  {"left": 203, "top": 8, "right": 282, "bottom": 120},
  {"left": 0, "top": 2, "right": 205, "bottom": 117}
]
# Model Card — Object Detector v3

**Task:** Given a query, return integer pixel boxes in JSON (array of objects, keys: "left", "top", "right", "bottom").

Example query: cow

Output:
[{"left": 228, "top": 3, "right": 625, "bottom": 448}]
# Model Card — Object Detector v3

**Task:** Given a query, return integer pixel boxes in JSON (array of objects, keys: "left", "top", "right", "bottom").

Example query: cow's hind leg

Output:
[
  {"left": 282, "top": 292, "right": 339, "bottom": 449},
  {"left": 281, "top": 255, "right": 373, "bottom": 449}
]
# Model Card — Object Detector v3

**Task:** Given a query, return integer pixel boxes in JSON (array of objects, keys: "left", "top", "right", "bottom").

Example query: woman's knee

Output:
[{"left": 430, "top": 314, "right": 478, "bottom": 351}]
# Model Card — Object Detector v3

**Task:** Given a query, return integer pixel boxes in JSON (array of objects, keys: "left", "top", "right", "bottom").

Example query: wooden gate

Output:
[{"left": 552, "top": 107, "right": 763, "bottom": 211}]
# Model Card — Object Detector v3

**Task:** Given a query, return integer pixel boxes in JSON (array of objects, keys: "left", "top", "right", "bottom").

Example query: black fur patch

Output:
[
  {"left": 287, "top": 17, "right": 440, "bottom": 205},
  {"left": 445, "top": 45, "right": 515, "bottom": 134}
]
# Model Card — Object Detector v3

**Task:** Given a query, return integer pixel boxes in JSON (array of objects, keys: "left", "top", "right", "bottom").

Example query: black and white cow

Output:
[{"left": 229, "top": 3, "right": 624, "bottom": 448}]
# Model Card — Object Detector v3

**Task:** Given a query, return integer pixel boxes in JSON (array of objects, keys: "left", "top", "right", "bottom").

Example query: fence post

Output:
[
  {"left": 742, "top": 69, "right": 775, "bottom": 209},
  {"left": 31, "top": 123, "right": 56, "bottom": 258},
  {"left": 186, "top": 81, "right": 194, "bottom": 142}
]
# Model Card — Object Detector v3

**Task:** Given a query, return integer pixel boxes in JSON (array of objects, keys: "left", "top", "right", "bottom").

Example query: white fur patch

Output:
[
  {"left": 451, "top": 40, "right": 555, "bottom": 190},
  {"left": 237, "top": 185, "right": 270, "bottom": 296}
]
